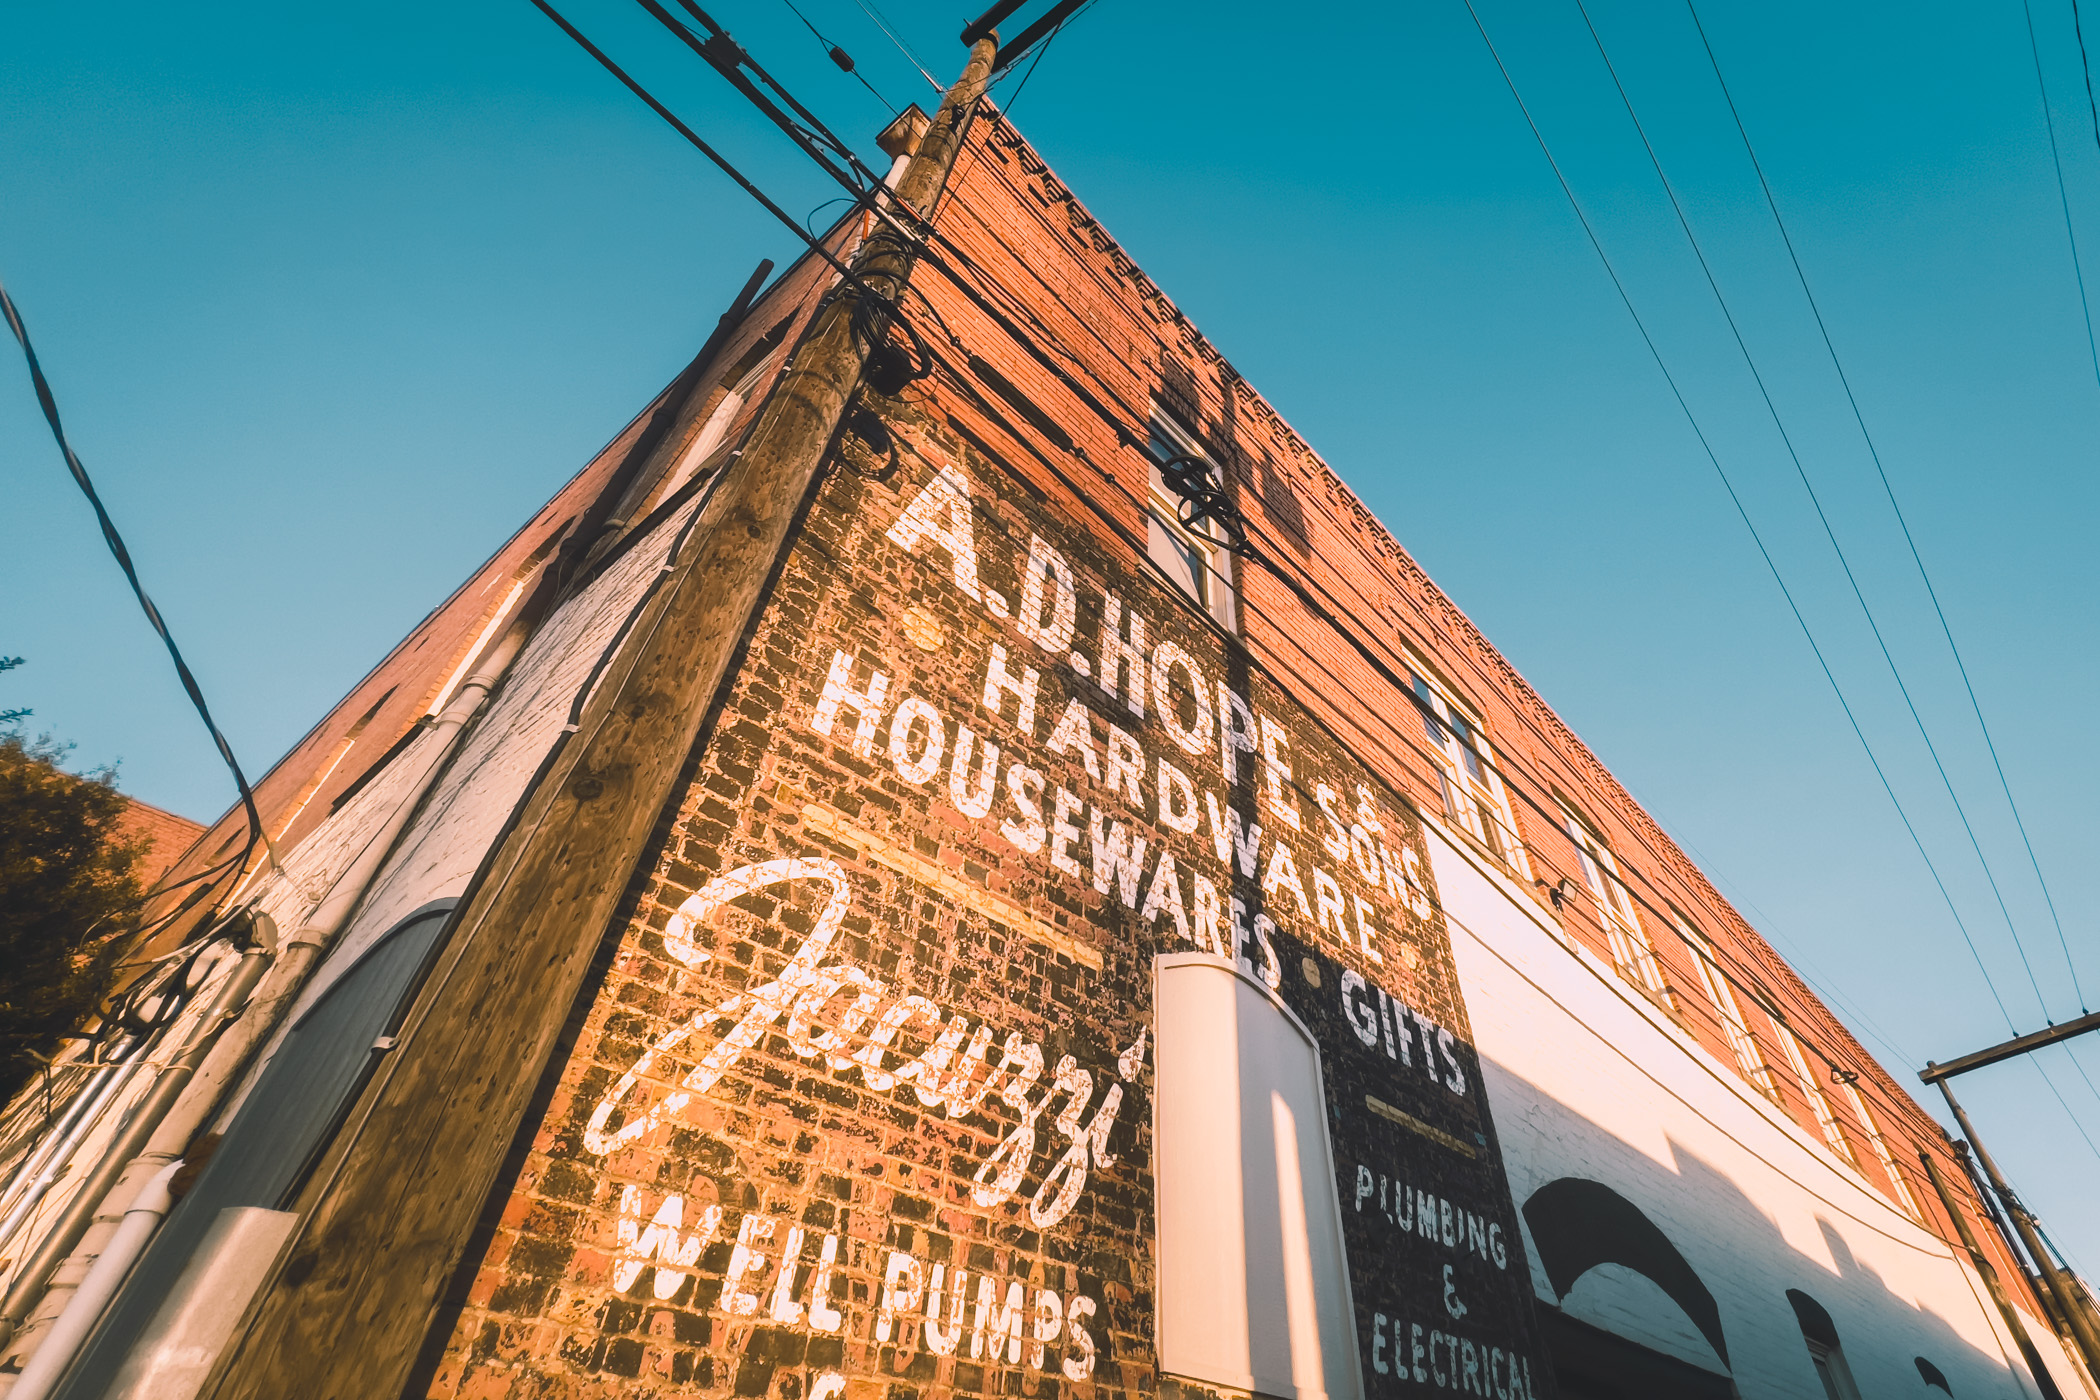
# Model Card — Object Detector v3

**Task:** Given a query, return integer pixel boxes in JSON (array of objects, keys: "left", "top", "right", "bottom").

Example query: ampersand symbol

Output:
[{"left": 1443, "top": 1263, "right": 1468, "bottom": 1320}]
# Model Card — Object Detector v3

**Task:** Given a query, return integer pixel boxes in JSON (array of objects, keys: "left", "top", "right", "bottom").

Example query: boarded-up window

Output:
[{"left": 1154, "top": 953, "right": 1361, "bottom": 1400}]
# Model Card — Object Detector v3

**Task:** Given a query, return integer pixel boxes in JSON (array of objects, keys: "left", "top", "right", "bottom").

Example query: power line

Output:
[
  {"left": 993, "top": 0, "right": 1092, "bottom": 110},
  {"left": 1685, "top": 0, "right": 2090, "bottom": 1018},
  {"left": 846, "top": 0, "right": 944, "bottom": 92},
  {"left": 1, "top": 279, "right": 276, "bottom": 886},
  {"left": 525, "top": 0, "right": 1964, "bottom": 1175},
  {"left": 2022, "top": 0, "right": 2100, "bottom": 393},
  {"left": 775, "top": 0, "right": 900, "bottom": 115},
  {"left": 1571, "top": 0, "right": 2060, "bottom": 1028},
  {"left": 1455, "top": 0, "right": 2021, "bottom": 1035},
  {"left": 1579, "top": 0, "right": 2100, "bottom": 1156},
  {"left": 2074, "top": 0, "right": 2100, "bottom": 161},
  {"left": 899, "top": 114, "right": 1975, "bottom": 1153}
]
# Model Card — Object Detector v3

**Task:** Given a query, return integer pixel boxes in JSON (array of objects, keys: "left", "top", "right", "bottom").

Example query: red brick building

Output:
[{"left": 7, "top": 47, "right": 2087, "bottom": 1400}]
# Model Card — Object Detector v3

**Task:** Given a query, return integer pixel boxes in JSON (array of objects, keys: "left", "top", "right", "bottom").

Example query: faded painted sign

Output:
[{"left": 425, "top": 416, "right": 1553, "bottom": 1399}]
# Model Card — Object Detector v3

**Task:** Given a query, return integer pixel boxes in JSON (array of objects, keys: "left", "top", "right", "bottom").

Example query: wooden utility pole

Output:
[
  {"left": 1921, "top": 1151, "right": 2067, "bottom": 1400},
  {"left": 201, "top": 34, "right": 998, "bottom": 1400},
  {"left": 1936, "top": 1078, "right": 2100, "bottom": 1384}
]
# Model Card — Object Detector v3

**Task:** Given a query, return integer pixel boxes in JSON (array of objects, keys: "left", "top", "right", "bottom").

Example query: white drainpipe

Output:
[
  {"left": 2, "top": 1164, "right": 182, "bottom": 1400},
  {"left": 0, "top": 619, "right": 530, "bottom": 1394}
]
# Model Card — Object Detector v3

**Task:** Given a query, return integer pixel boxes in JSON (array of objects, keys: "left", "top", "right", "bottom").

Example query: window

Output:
[
  {"left": 1677, "top": 915, "right": 1777, "bottom": 1101},
  {"left": 1786, "top": 1290, "right": 1862, "bottom": 1400},
  {"left": 1408, "top": 667, "right": 1529, "bottom": 876},
  {"left": 1147, "top": 418, "right": 1236, "bottom": 630},
  {"left": 1778, "top": 1028, "right": 1854, "bottom": 1164},
  {"left": 655, "top": 345, "right": 786, "bottom": 505},
  {"left": 1838, "top": 1077, "right": 1922, "bottom": 1220},
  {"left": 57, "top": 901, "right": 458, "bottom": 1396},
  {"left": 1153, "top": 953, "right": 1361, "bottom": 1400},
  {"left": 1562, "top": 808, "right": 1671, "bottom": 1008}
]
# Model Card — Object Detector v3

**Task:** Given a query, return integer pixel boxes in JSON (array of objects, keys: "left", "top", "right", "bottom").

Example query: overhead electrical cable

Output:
[
  {"left": 1572, "top": 0, "right": 2062, "bottom": 1031},
  {"left": 527, "top": 0, "right": 890, "bottom": 296},
  {"left": 529, "top": 0, "right": 1955, "bottom": 1158},
  {"left": 2074, "top": 0, "right": 2100, "bottom": 159},
  {"left": 775, "top": 0, "right": 900, "bottom": 115},
  {"left": 994, "top": 0, "right": 1092, "bottom": 110},
  {"left": 1686, "top": 0, "right": 2090, "bottom": 1019},
  {"left": 2022, "top": 0, "right": 2100, "bottom": 391},
  {"left": 890, "top": 123, "right": 1959, "bottom": 1145},
  {"left": 847, "top": 0, "right": 944, "bottom": 91},
  {"left": 1585, "top": 5, "right": 2100, "bottom": 1157},
  {"left": 1, "top": 279, "right": 277, "bottom": 888},
  {"left": 1455, "top": 0, "right": 2022, "bottom": 1038}
]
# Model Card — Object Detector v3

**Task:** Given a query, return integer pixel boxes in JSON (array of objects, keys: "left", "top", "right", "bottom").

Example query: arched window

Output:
[
  {"left": 1787, "top": 1289, "right": 1863, "bottom": 1400},
  {"left": 56, "top": 901, "right": 458, "bottom": 1399}
]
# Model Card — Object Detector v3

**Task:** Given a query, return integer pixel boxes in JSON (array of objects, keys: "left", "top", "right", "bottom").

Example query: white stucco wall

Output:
[{"left": 1424, "top": 817, "right": 2082, "bottom": 1399}]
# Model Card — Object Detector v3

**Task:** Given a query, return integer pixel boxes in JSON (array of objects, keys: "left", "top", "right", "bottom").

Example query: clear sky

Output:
[{"left": 5, "top": 0, "right": 2099, "bottom": 1289}]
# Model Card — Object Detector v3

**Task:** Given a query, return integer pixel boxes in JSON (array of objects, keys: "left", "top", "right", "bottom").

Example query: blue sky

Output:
[{"left": 5, "top": 0, "right": 2100, "bottom": 1281}]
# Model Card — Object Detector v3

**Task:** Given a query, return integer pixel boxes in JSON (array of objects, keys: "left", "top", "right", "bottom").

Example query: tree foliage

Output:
[{"left": 0, "top": 734, "right": 146, "bottom": 1100}]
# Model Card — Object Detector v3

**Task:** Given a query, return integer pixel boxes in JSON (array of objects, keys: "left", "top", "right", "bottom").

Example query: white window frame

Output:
[
  {"left": 1805, "top": 1339, "right": 1862, "bottom": 1400},
  {"left": 656, "top": 346, "right": 787, "bottom": 506},
  {"left": 1406, "top": 664, "right": 1530, "bottom": 878},
  {"left": 1779, "top": 1027, "right": 1854, "bottom": 1165},
  {"left": 1838, "top": 1077, "right": 1922, "bottom": 1220},
  {"left": 1562, "top": 806, "right": 1671, "bottom": 1007},
  {"left": 1677, "top": 914, "right": 1777, "bottom": 1101},
  {"left": 1147, "top": 415, "right": 1236, "bottom": 631}
]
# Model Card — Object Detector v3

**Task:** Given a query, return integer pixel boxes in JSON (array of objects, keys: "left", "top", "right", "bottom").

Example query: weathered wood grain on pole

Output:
[
  {"left": 1920, "top": 1149, "right": 2067, "bottom": 1400},
  {"left": 204, "top": 36, "right": 997, "bottom": 1400}
]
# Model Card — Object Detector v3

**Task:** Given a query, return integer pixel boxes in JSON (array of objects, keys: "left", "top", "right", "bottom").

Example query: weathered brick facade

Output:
[
  {"left": 423, "top": 366, "right": 1552, "bottom": 1394},
  {"left": 86, "top": 91, "right": 2069, "bottom": 1400}
]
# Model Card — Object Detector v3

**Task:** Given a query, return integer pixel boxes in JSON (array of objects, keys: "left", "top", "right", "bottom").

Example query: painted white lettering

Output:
[
  {"left": 1046, "top": 698, "right": 1102, "bottom": 781},
  {"left": 885, "top": 464, "right": 981, "bottom": 600},
  {"left": 1049, "top": 787, "right": 1084, "bottom": 877},
  {"left": 1316, "top": 783, "right": 1349, "bottom": 862},
  {"left": 1016, "top": 535, "right": 1078, "bottom": 655},
  {"left": 1097, "top": 593, "right": 1147, "bottom": 718},
  {"left": 722, "top": 1213, "right": 773, "bottom": 1315},
  {"left": 1156, "top": 756, "right": 1199, "bottom": 834},
  {"left": 982, "top": 643, "right": 1040, "bottom": 735},
  {"left": 1150, "top": 642, "right": 1213, "bottom": 753},
  {"left": 1030, "top": 1288, "right": 1065, "bottom": 1369},
  {"left": 1253, "top": 912, "right": 1281, "bottom": 989},
  {"left": 1352, "top": 893, "right": 1384, "bottom": 964},
  {"left": 1000, "top": 763, "right": 1047, "bottom": 853},
  {"left": 1192, "top": 873, "right": 1224, "bottom": 955},
  {"left": 1263, "top": 841, "right": 1313, "bottom": 919},
  {"left": 1313, "top": 867, "right": 1349, "bottom": 942},
  {"left": 1088, "top": 808, "right": 1149, "bottom": 908},
  {"left": 769, "top": 1224, "right": 806, "bottom": 1322},
  {"left": 613, "top": 1188, "right": 718, "bottom": 1299},
  {"left": 1350, "top": 823, "right": 1382, "bottom": 886},
  {"left": 1205, "top": 792, "right": 1261, "bottom": 878},
  {"left": 924, "top": 1263, "right": 965, "bottom": 1356},
  {"left": 1342, "top": 970, "right": 1379, "bottom": 1046},
  {"left": 1140, "top": 850, "right": 1192, "bottom": 941},
  {"left": 808, "top": 1232, "right": 843, "bottom": 1331},
  {"left": 1063, "top": 1295, "right": 1098, "bottom": 1379},
  {"left": 972, "top": 1276, "right": 1027, "bottom": 1362},
  {"left": 889, "top": 698, "right": 946, "bottom": 784},
  {"left": 810, "top": 651, "right": 889, "bottom": 759},
  {"left": 1218, "top": 684, "right": 1258, "bottom": 787},
  {"left": 1259, "top": 713, "right": 1302, "bottom": 829},
  {"left": 1104, "top": 724, "right": 1146, "bottom": 806},
  {"left": 950, "top": 725, "right": 999, "bottom": 818}
]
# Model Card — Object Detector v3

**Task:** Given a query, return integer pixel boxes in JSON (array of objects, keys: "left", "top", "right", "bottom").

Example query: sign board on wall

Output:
[{"left": 425, "top": 416, "right": 1555, "bottom": 1400}]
